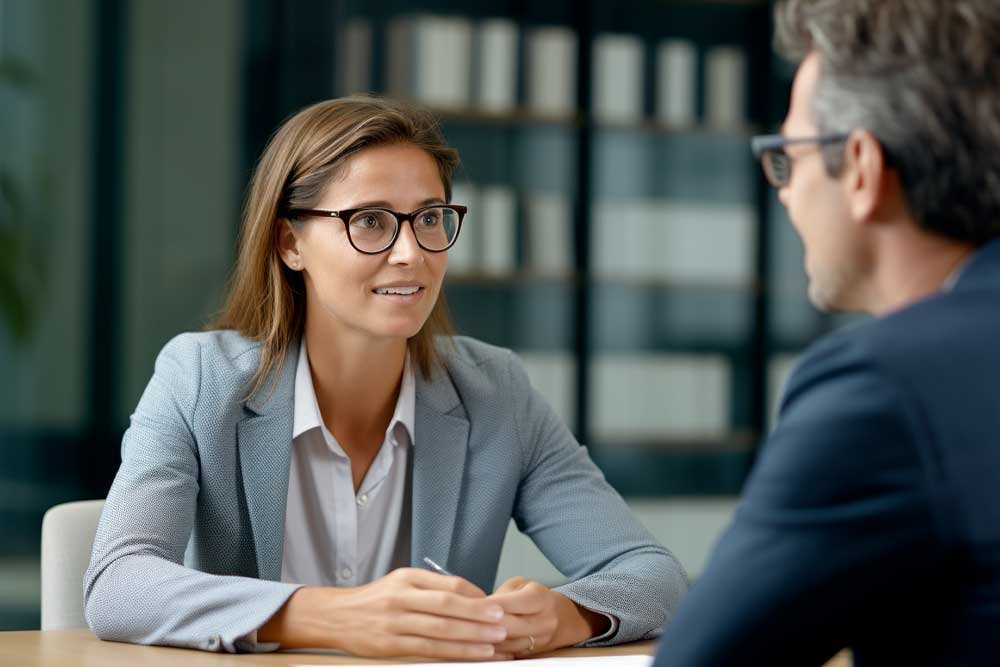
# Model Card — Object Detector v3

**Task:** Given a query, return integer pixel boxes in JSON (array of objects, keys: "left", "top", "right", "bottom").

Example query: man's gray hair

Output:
[{"left": 775, "top": 0, "right": 1000, "bottom": 244}]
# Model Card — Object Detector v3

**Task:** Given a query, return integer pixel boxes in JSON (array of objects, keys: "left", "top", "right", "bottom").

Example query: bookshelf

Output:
[{"left": 244, "top": 0, "right": 826, "bottom": 495}]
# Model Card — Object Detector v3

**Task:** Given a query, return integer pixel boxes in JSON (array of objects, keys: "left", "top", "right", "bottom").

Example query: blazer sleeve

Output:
[
  {"left": 652, "top": 337, "right": 948, "bottom": 666},
  {"left": 83, "top": 334, "right": 301, "bottom": 652},
  {"left": 504, "top": 350, "right": 690, "bottom": 645}
]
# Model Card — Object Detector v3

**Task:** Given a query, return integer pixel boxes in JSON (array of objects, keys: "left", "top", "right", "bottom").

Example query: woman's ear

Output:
[{"left": 277, "top": 219, "right": 304, "bottom": 270}]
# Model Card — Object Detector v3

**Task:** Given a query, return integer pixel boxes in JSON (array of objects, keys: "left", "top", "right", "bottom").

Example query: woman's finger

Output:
[
  {"left": 488, "top": 582, "right": 547, "bottom": 614},
  {"left": 492, "top": 635, "right": 536, "bottom": 655},
  {"left": 388, "top": 612, "right": 508, "bottom": 644},
  {"left": 386, "top": 635, "right": 499, "bottom": 661},
  {"left": 493, "top": 576, "right": 530, "bottom": 594},
  {"left": 395, "top": 567, "right": 487, "bottom": 597},
  {"left": 405, "top": 588, "right": 506, "bottom": 623},
  {"left": 497, "top": 609, "right": 542, "bottom": 638}
]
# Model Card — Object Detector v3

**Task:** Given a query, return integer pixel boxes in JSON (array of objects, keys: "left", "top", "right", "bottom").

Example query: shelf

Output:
[
  {"left": 594, "top": 118, "right": 760, "bottom": 138},
  {"left": 446, "top": 271, "right": 578, "bottom": 287},
  {"left": 434, "top": 106, "right": 581, "bottom": 129},
  {"left": 446, "top": 272, "right": 759, "bottom": 293},
  {"left": 233, "top": 0, "right": 782, "bottom": 506},
  {"left": 591, "top": 339, "right": 752, "bottom": 356},
  {"left": 592, "top": 431, "right": 757, "bottom": 452},
  {"left": 590, "top": 274, "right": 758, "bottom": 292},
  {"left": 434, "top": 105, "right": 761, "bottom": 139},
  {"left": 434, "top": 105, "right": 762, "bottom": 139},
  {"left": 590, "top": 444, "right": 757, "bottom": 496}
]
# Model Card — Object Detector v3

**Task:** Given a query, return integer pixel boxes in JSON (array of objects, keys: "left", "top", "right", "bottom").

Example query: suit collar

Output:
[
  {"left": 953, "top": 236, "right": 1000, "bottom": 293},
  {"left": 243, "top": 339, "right": 299, "bottom": 416},
  {"left": 238, "top": 339, "right": 299, "bottom": 580},
  {"left": 410, "top": 362, "right": 470, "bottom": 573}
]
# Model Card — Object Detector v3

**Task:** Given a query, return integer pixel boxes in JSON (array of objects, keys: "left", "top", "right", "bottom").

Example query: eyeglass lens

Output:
[
  {"left": 348, "top": 207, "right": 460, "bottom": 252},
  {"left": 762, "top": 150, "right": 791, "bottom": 187}
]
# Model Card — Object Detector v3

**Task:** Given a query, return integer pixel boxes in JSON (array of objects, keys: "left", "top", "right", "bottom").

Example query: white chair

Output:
[{"left": 40, "top": 499, "right": 105, "bottom": 630}]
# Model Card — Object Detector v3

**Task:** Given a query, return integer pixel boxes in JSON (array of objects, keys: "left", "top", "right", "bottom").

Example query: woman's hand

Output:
[
  {"left": 259, "top": 567, "right": 508, "bottom": 660},
  {"left": 487, "top": 576, "right": 611, "bottom": 657}
]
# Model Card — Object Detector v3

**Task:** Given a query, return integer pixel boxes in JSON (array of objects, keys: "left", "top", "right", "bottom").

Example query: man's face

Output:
[{"left": 779, "top": 53, "right": 868, "bottom": 312}]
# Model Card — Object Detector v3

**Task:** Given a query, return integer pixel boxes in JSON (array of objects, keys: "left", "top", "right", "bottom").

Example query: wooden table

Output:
[
  {"left": 0, "top": 630, "right": 654, "bottom": 666},
  {"left": 0, "top": 629, "right": 852, "bottom": 666}
]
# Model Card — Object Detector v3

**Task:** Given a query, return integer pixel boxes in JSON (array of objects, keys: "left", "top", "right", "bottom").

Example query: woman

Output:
[{"left": 84, "top": 96, "right": 688, "bottom": 660}]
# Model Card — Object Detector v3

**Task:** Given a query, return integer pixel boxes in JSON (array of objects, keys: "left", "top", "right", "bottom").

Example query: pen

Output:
[{"left": 422, "top": 556, "right": 454, "bottom": 576}]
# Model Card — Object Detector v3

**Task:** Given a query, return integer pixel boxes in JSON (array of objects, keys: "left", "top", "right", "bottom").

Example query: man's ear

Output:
[
  {"left": 277, "top": 219, "right": 303, "bottom": 270},
  {"left": 842, "top": 128, "right": 889, "bottom": 224}
]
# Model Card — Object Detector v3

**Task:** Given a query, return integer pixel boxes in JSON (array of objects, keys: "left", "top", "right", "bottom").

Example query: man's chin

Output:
[{"left": 807, "top": 282, "right": 839, "bottom": 313}]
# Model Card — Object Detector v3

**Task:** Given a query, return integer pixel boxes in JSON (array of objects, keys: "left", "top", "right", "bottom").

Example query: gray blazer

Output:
[{"left": 84, "top": 331, "right": 687, "bottom": 652}]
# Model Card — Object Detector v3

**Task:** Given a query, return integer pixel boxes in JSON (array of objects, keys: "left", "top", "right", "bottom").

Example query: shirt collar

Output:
[
  {"left": 943, "top": 252, "right": 975, "bottom": 292},
  {"left": 292, "top": 337, "right": 416, "bottom": 448}
]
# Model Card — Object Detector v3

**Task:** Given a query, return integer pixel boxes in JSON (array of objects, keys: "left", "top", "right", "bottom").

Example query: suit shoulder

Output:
[
  {"left": 438, "top": 335, "right": 516, "bottom": 374},
  {"left": 780, "top": 322, "right": 901, "bottom": 416},
  {"left": 804, "top": 290, "right": 991, "bottom": 381},
  {"left": 155, "top": 330, "right": 262, "bottom": 398},
  {"left": 432, "top": 336, "right": 532, "bottom": 406}
]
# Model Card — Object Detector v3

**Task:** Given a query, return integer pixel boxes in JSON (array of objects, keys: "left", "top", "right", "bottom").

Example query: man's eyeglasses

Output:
[
  {"left": 750, "top": 133, "right": 849, "bottom": 188},
  {"left": 285, "top": 204, "right": 467, "bottom": 254}
]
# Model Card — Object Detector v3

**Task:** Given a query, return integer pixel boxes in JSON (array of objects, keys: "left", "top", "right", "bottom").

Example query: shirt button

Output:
[
  {"left": 356, "top": 493, "right": 368, "bottom": 507},
  {"left": 339, "top": 567, "right": 353, "bottom": 580}
]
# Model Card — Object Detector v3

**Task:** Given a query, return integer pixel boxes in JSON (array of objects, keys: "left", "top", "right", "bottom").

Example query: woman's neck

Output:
[{"left": 302, "top": 320, "right": 408, "bottom": 456}]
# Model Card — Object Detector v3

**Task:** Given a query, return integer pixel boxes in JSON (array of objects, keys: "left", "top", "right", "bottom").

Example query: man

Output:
[{"left": 653, "top": 1, "right": 1000, "bottom": 665}]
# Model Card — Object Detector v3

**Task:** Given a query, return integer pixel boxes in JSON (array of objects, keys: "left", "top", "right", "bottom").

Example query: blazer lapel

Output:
[
  {"left": 237, "top": 342, "right": 299, "bottom": 581},
  {"left": 411, "top": 365, "right": 470, "bottom": 573}
]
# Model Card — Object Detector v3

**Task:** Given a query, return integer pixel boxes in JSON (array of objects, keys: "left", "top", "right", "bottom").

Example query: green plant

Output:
[{"left": 0, "top": 57, "right": 44, "bottom": 342}]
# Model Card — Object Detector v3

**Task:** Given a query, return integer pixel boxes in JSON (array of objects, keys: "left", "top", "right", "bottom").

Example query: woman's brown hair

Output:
[{"left": 211, "top": 95, "right": 459, "bottom": 400}]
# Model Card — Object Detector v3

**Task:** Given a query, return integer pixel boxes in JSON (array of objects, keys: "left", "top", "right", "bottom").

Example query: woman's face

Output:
[{"left": 280, "top": 143, "right": 449, "bottom": 345}]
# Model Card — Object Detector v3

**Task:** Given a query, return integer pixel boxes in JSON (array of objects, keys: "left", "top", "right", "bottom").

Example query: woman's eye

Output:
[
  {"left": 355, "top": 214, "right": 379, "bottom": 229},
  {"left": 420, "top": 212, "right": 440, "bottom": 226}
]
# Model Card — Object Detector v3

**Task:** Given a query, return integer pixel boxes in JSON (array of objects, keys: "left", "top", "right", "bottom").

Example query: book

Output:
[
  {"left": 768, "top": 354, "right": 800, "bottom": 430},
  {"left": 413, "top": 15, "right": 473, "bottom": 110},
  {"left": 591, "top": 353, "right": 730, "bottom": 440},
  {"left": 385, "top": 16, "right": 414, "bottom": 100},
  {"left": 447, "top": 181, "right": 480, "bottom": 275},
  {"left": 338, "top": 17, "right": 371, "bottom": 95},
  {"left": 525, "top": 190, "right": 572, "bottom": 275},
  {"left": 656, "top": 39, "right": 697, "bottom": 127},
  {"left": 518, "top": 350, "right": 577, "bottom": 426},
  {"left": 386, "top": 15, "right": 473, "bottom": 109},
  {"left": 526, "top": 26, "right": 577, "bottom": 116},
  {"left": 655, "top": 200, "right": 754, "bottom": 283},
  {"left": 480, "top": 185, "right": 517, "bottom": 275},
  {"left": 704, "top": 45, "right": 747, "bottom": 129},
  {"left": 477, "top": 18, "right": 518, "bottom": 113},
  {"left": 592, "top": 33, "right": 644, "bottom": 123}
]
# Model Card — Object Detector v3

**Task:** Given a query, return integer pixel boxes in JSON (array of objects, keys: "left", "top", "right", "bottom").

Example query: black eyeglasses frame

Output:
[
  {"left": 285, "top": 204, "right": 467, "bottom": 254},
  {"left": 750, "top": 133, "right": 850, "bottom": 188}
]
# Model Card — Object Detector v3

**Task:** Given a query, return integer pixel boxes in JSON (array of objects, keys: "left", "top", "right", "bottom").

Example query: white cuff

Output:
[{"left": 575, "top": 610, "right": 620, "bottom": 646}]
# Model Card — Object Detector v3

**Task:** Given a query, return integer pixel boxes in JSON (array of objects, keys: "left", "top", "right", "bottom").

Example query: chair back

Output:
[{"left": 40, "top": 499, "right": 105, "bottom": 630}]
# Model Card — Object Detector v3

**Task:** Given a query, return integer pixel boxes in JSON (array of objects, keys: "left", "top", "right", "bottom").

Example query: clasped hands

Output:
[{"left": 261, "top": 567, "right": 609, "bottom": 660}]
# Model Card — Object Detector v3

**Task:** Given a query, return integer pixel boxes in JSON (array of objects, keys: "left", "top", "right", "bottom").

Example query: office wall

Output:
[
  {"left": 497, "top": 498, "right": 737, "bottom": 585},
  {"left": 0, "top": 0, "right": 90, "bottom": 428},
  {"left": 121, "top": 0, "right": 242, "bottom": 418}
]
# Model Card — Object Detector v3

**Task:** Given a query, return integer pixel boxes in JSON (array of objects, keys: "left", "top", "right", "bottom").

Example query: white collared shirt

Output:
[
  {"left": 280, "top": 338, "right": 414, "bottom": 587},
  {"left": 943, "top": 253, "right": 974, "bottom": 292}
]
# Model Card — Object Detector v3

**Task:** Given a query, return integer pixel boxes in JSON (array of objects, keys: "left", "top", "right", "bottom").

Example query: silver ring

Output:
[{"left": 527, "top": 635, "right": 535, "bottom": 652}]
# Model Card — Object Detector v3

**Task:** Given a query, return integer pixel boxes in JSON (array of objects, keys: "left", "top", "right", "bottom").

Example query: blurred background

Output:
[{"left": 0, "top": 0, "right": 860, "bottom": 629}]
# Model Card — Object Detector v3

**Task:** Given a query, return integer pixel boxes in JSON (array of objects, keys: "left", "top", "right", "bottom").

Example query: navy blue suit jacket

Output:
[{"left": 654, "top": 237, "right": 1000, "bottom": 666}]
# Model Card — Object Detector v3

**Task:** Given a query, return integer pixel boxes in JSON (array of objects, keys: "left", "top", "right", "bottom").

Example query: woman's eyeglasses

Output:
[{"left": 285, "top": 204, "right": 467, "bottom": 254}]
